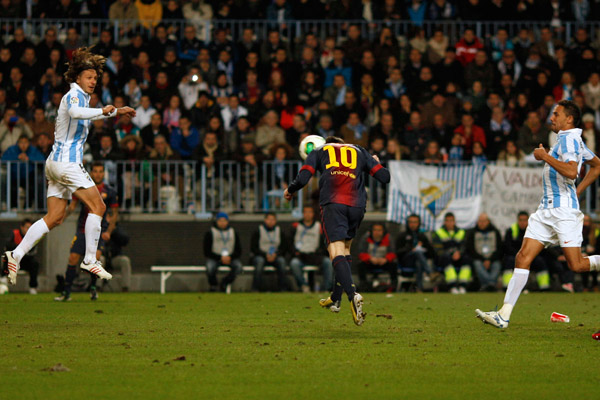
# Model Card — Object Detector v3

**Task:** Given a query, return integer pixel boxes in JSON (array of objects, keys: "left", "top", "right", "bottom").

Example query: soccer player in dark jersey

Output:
[
  {"left": 284, "top": 136, "right": 391, "bottom": 325},
  {"left": 55, "top": 162, "right": 119, "bottom": 301}
]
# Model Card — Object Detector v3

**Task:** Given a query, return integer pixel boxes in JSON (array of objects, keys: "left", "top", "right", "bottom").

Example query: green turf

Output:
[{"left": 1, "top": 292, "right": 599, "bottom": 399}]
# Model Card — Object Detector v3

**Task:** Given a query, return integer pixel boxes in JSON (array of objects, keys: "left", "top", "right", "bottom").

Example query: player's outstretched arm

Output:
[
  {"left": 68, "top": 103, "right": 116, "bottom": 120},
  {"left": 577, "top": 156, "right": 600, "bottom": 197},
  {"left": 284, "top": 152, "right": 318, "bottom": 200},
  {"left": 366, "top": 152, "right": 390, "bottom": 184}
]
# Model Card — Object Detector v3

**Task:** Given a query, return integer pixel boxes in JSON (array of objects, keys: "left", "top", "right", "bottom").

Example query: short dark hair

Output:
[
  {"left": 408, "top": 214, "right": 421, "bottom": 223},
  {"left": 444, "top": 212, "right": 455, "bottom": 219},
  {"left": 264, "top": 212, "right": 276, "bottom": 219},
  {"left": 91, "top": 161, "right": 105, "bottom": 170},
  {"left": 325, "top": 136, "right": 345, "bottom": 144},
  {"left": 518, "top": 211, "right": 529, "bottom": 218},
  {"left": 20, "top": 218, "right": 32, "bottom": 226},
  {"left": 557, "top": 99, "right": 582, "bottom": 127}
]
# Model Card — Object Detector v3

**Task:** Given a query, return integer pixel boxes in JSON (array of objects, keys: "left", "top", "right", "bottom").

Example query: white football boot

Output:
[
  {"left": 2, "top": 251, "right": 19, "bottom": 285},
  {"left": 80, "top": 260, "right": 112, "bottom": 280},
  {"left": 475, "top": 309, "right": 509, "bottom": 329},
  {"left": 350, "top": 293, "right": 366, "bottom": 326}
]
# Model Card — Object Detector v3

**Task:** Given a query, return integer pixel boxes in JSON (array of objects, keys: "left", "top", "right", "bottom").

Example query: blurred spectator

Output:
[
  {"left": 297, "top": 70, "right": 322, "bottom": 108},
  {"left": 319, "top": 36, "right": 336, "bottom": 69},
  {"left": 140, "top": 113, "right": 170, "bottom": 151},
  {"left": 423, "top": 140, "right": 444, "bottom": 163},
  {"left": 114, "top": 114, "right": 140, "bottom": 142},
  {"left": 497, "top": 49, "right": 521, "bottom": 87},
  {"left": 93, "top": 134, "right": 124, "bottom": 162},
  {"left": 434, "top": 48, "right": 463, "bottom": 88},
  {"left": 28, "top": 107, "right": 54, "bottom": 143},
  {"left": 396, "top": 214, "right": 435, "bottom": 292},
  {"left": 533, "top": 27, "right": 564, "bottom": 60},
  {"left": 369, "top": 112, "right": 396, "bottom": 143},
  {"left": 211, "top": 72, "right": 234, "bottom": 98},
  {"left": 324, "top": 47, "right": 352, "bottom": 89},
  {"left": 109, "top": 0, "right": 139, "bottom": 37},
  {"left": 179, "top": 66, "right": 209, "bottom": 110},
  {"left": 236, "top": 28, "right": 260, "bottom": 68},
  {"left": 123, "top": 33, "right": 149, "bottom": 62},
  {"left": 496, "top": 139, "right": 526, "bottom": 166},
  {"left": 426, "top": 28, "right": 449, "bottom": 64},
  {"left": 227, "top": 116, "right": 254, "bottom": 153},
  {"left": 195, "top": 131, "right": 225, "bottom": 178},
  {"left": 35, "top": 132, "right": 53, "bottom": 159},
  {"left": 454, "top": 113, "right": 486, "bottom": 156},
  {"left": 149, "top": 24, "right": 176, "bottom": 62},
  {"left": 358, "top": 223, "right": 397, "bottom": 291},
  {"left": 455, "top": 28, "right": 483, "bottom": 67},
  {"left": 490, "top": 28, "right": 514, "bottom": 62},
  {"left": 354, "top": 50, "right": 385, "bottom": 92},
  {"left": 105, "top": 48, "right": 132, "bottom": 88},
  {"left": 430, "top": 113, "right": 454, "bottom": 151},
  {"left": 581, "top": 72, "right": 600, "bottom": 114},
  {"left": 20, "top": 47, "right": 42, "bottom": 87},
  {"left": 286, "top": 114, "right": 310, "bottom": 149},
  {"left": 251, "top": 212, "right": 288, "bottom": 292},
  {"left": 447, "top": 132, "right": 465, "bottom": 162},
  {"left": 339, "top": 111, "right": 368, "bottom": 148},
  {"left": 17, "top": 89, "right": 38, "bottom": 122},
  {"left": 100, "top": 73, "right": 116, "bottom": 105},
  {"left": 123, "top": 78, "right": 142, "bottom": 109},
  {"left": 266, "top": 0, "right": 294, "bottom": 26},
  {"left": 403, "top": 48, "right": 425, "bottom": 92},
  {"left": 162, "top": 95, "right": 183, "bottom": 131},
  {"left": 169, "top": 115, "right": 199, "bottom": 160},
  {"left": 256, "top": 110, "right": 285, "bottom": 155},
  {"left": 466, "top": 213, "right": 502, "bottom": 291},
  {"left": 323, "top": 74, "right": 350, "bottom": 108},
  {"left": 487, "top": 105, "right": 513, "bottom": 157},
  {"left": 432, "top": 212, "right": 472, "bottom": 294},
  {"left": 221, "top": 95, "right": 248, "bottom": 132},
  {"left": 163, "top": 0, "right": 184, "bottom": 22},
  {"left": 517, "top": 111, "right": 549, "bottom": 155},
  {"left": 94, "top": 29, "right": 115, "bottom": 58},
  {"left": 132, "top": 95, "right": 156, "bottom": 129},
  {"left": 7, "top": 28, "right": 33, "bottom": 62},
  {"left": 120, "top": 134, "right": 145, "bottom": 161},
  {"left": 580, "top": 214, "right": 599, "bottom": 292},
  {"left": 203, "top": 212, "right": 242, "bottom": 292},
  {"left": 422, "top": 92, "right": 457, "bottom": 128},
  {"left": 0, "top": 109, "right": 33, "bottom": 153},
  {"left": 182, "top": 0, "right": 213, "bottom": 30},
  {"left": 288, "top": 205, "right": 332, "bottom": 292},
  {"left": 1, "top": 135, "right": 45, "bottom": 208},
  {"left": 374, "top": 27, "right": 400, "bottom": 65},
  {"left": 407, "top": 0, "right": 428, "bottom": 25},
  {"left": 464, "top": 50, "right": 495, "bottom": 92},
  {"left": 401, "top": 111, "right": 431, "bottom": 160},
  {"left": 383, "top": 67, "right": 406, "bottom": 100},
  {"left": 178, "top": 25, "right": 203, "bottom": 64},
  {"left": 342, "top": 24, "right": 369, "bottom": 64},
  {"left": 581, "top": 113, "right": 599, "bottom": 153},
  {"left": 409, "top": 27, "right": 427, "bottom": 54},
  {"left": 316, "top": 113, "right": 335, "bottom": 138},
  {"left": 7, "top": 66, "right": 30, "bottom": 108},
  {"left": 503, "top": 211, "right": 550, "bottom": 291},
  {"left": 4, "top": 219, "right": 39, "bottom": 294}
]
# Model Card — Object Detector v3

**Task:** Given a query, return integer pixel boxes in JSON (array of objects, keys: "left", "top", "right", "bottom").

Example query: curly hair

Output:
[{"left": 64, "top": 47, "right": 106, "bottom": 84}]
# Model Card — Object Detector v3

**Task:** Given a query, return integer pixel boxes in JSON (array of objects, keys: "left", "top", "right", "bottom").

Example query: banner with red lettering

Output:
[{"left": 481, "top": 165, "right": 544, "bottom": 233}]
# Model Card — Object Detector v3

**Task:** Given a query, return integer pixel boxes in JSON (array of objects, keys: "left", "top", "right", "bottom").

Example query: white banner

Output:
[
  {"left": 386, "top": 161, "right": 486, "bottom": 230},
  {"left": 481, "top": 165, "right": 544, "bottom": 233}
]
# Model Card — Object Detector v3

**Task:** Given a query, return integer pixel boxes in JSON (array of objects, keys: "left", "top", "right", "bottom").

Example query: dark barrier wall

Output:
[{"left": 0, "top": 219, "right": 394, "bottom": 273}]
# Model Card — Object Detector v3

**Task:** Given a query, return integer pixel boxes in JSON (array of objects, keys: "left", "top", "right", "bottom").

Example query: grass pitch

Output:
[{"left": 1, "top": 292, "right": 599, "bottom": 400}]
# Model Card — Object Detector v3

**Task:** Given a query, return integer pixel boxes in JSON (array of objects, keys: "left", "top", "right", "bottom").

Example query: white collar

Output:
[
  {"left": 70, "top": 82, "right": 90, "bottom": 99},
  {"left": 557, "top": 128, "right": 582, "bottom": 136}
]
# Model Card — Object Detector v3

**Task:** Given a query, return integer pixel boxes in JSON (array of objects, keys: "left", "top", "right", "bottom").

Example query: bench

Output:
[{"left": 151, "top": 264, "right": 320, "bottom": 294}]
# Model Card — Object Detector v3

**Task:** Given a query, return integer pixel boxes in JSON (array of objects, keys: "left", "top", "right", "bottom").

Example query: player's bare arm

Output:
[
  {"left": 577, "top": 156, "right": 600, "bottom": 197},
  {"left": 534, "top": 143, "right": 578, "bottom": 180}
]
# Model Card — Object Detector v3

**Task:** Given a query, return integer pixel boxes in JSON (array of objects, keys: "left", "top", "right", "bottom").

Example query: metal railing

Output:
[
  {"left": 1, "top": 160, "right": 597, "bottom": 217},
  {"left": 1, "top": 18, "right": 599, "bottom": 48}
]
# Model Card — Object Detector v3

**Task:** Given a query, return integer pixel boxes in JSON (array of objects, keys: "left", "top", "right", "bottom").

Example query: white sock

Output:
[
  {"left": 587, "top": 255, "right": 600, "bottom": 271},
  {"left": 500, "top": 268, "right": 530, "bottom": 320},
  {"left": 83, "top": 213, "right": 102, "bottom": 264},
  {"left": 12, "top": 219, "right": 49, "bottom": 264}
]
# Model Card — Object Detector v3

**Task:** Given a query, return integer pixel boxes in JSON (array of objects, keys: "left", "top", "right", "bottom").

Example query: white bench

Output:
[{"left": 151, "top": 264, "right": 320, "bottom": 294}]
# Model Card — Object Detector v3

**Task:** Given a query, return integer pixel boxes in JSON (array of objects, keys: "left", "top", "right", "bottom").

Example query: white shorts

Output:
[
  {"left": 45, "top": 160, "right": 95, "bottom": 200},
  {"left": 524, "top": 207, "right": 583, "bottom": 248}
]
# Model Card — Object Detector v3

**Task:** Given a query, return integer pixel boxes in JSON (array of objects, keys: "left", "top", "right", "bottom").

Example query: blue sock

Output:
[
  {"left": 331, "top": 255, "right": 353, "bottom": 302},
  {"left": 65, "top": 265, "right": 77, "bottom": 295},
  {"left": 333, "top": 256, "right": 356, "bottom": 301}
]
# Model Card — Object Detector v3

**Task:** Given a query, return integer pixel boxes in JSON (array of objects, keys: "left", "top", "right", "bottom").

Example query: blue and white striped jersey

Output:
[
  {"left": 540, "top": 128, "right": 593, "bottom": 210},
  {"left": 48, "top": 83, "right": 115, "bottom": 163}
]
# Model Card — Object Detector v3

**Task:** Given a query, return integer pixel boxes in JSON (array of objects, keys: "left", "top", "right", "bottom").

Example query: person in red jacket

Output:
[
  {"left": 4, "top": 219, "right": 39, "bottom": 294},
  {"left": 454, "top": 113, "right": 486, "bottom": 156},
  {"left": 455, "top": 28, "right": 483, "bottom": 67},
  {"left": 357, "top": 223, "right": 397, "bottom": 291}
]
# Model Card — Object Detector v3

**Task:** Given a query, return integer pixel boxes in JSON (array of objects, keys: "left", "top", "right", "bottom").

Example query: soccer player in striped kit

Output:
[
  {"left": 284, "top": 137, "right": 390, "bottom": 326},
  {"left": 476, "top": 100, "right": 600, "bottom": 329},
  {"left": 2, "top": 47, "right": 135, "bottom": 285}
]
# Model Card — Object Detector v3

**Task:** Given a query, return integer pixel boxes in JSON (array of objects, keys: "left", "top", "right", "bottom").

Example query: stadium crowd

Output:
[
  {"left": 0, "top": 0, "right": 600, "bottom": 171},
  {"left": 1, "top": 1, "right": 600, "bottom": 293}
]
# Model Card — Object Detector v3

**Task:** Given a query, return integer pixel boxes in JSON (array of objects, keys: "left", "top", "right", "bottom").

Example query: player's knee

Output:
[
  {"left": 68, "top": 253, "right": 79, "bottom": 265},
  {"left": 515, "top": 250, "right": 533, "bottom": 269}
]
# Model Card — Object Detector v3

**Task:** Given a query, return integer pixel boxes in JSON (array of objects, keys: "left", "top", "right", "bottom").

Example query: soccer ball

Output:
[
  {"left": 0, "top": 277, "right": 8, "bottom": 295},
  {"left": 299, "top": 135, "right": 326, "bottom": 160}
]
